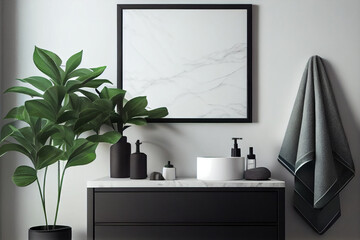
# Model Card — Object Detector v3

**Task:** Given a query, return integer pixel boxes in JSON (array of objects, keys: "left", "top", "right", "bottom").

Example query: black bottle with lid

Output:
[
  {"left": 246, "top": 147, "right": 257, "bottom": 170},
  {"left": 130, "top": 140, "right": 147, "bottom": 179}
]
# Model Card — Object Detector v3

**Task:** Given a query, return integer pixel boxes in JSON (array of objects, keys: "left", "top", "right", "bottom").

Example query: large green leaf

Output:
[
  {"left": 70, "top": 139, "right": 93, "bottom": 156},
  {"left": 68, "top": 93, "right": 80, "bottom": 109},
  {"left": 5, "top": 106, "right": 22, "bottom": 119},
  {"left": 75, "top": 113, "right": 109, "bottom": 134},
  {"left": 78, "top": 90, "right": 99, "bottom": 101},
  {"left": 67, "top": 76, "right": 109, "bottom": 92},
  {"left": 87, "top": 131, "right": 121, "bottom": 144},
  {"left": 25, "top": 99, "right": 56, "bottom": 122},
  {"left": 109, "top": 113, "right": 122, "bottom": 125},
  {"left": 67, "top": 68, "right": 92, "bottom": 79},
  {"left": 42, "top": 49, "right": 65, "bottom": 84},
  {"left": 8, "top": 125, "right": 35, "bottom": 154},
  {"left": 43, "top": 49, "right": 62, "bottom": 67},
  {"left": 42, "top": 50, "right": 65, "bottom": 84},
  {"left": 93, "top": 99, "right": 113, "bottom": 110},
  {"left": 18, "top": 76, "right": 53, "bottom": 91},
  {"left": 99, "top": 87, "right": 126, "bottom": 114},
  {"left": 75, "top": 99, "right": 112, "bottom": 122},
  {"left": 36, "top": 145, "right": 63, "bottom": 169},
  {"left": 64, "top": 80, "right": 80, "bottom": 91},
  {"left": 51, "top": 125, "right": 75, "bottom": 148},
  {"left": 56, "top": 110, "right": 77, "bottom": 124},
  {"left": 112, "top": 92, "right": 126, "bottom": 108},
  {"left": 126, "top": 118, "right": 147, "bottom": 126},
  {"left": 147, "top": 107, "right": 169, "bottom": 119},
  {"left": 0, "top": 143, "right": 30, "bottom": 158},
  {"left": 74, "top": 109, "right": 100, "bottom": 131},
  {"left": 0, "top": 122, "right": 15, "bottom": 143},
  {"left": 43, "top": 86, "right": 66, "bottom": 113},
  {"left": 65, "top": 138, "right": 86, "bottom": 154},
  {"left": 82, "top": 79, "right": 112, "bottom": 88},
  {"left": 77, "top": 96, "right": 93, "bottom": 113},
  {"left": 33, "top": 47, "right": 61, "bottom": 84},
  {"left": 5, "top": 106, "right": 27, "bottom": 121},
  {"left": 12, "top": 166, "right": 37, "bottom": 187},
  {"left": 59, "top": 68, "right": 66, "bottom": 85},
  {"left": 19, "top": 127, "right": 34, "bottom": 142},
  {"left": 65, "top": 50, "right": 82, "bottom": 75},
  {"left": 123, "top": 96, "right": 148, "bottom": 119},
  {"left": 82, "top": 66, "right": 106, "bottom": 83},
  {"left": 37, "top": 123, "right": 59, "bottom": 145},
  {"left": 5, "top": 106, "right": 35, "bottom": 127},
  {"left": 66, "top": 151, "right": 96, "bottom": 168},
  {"left": 100, "top": 87, "right": 126, "bottom": 103},
  {"left": 74, "top": 99, "right": 112, "bottom": 133},
  {"left": 68, "top": 66, "right": 106, "bottom": 92},
  {"left": 32, "top": 118, "right": 43, "bottom": 136},
  {"left": 66, "top": 140, "right": 97, "bottom": 168},
  {"left": 5, "top": 86, "right": 42, "bottom": 97}
]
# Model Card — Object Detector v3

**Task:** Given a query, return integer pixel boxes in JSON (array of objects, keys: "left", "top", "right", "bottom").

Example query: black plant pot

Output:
[
  {"left": 110, "top": 136, "right": 131, "bottom": 178},
  {"left": 29, "top": 225, "right": 71, "bottom": 240}
]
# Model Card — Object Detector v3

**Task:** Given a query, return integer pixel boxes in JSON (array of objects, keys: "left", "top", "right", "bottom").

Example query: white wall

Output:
[{"left": 1, "top": 0, "right": 360, "bottom": 239}]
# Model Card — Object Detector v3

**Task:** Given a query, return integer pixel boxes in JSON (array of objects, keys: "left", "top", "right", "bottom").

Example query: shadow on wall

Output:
[
  {"left": 0, "top": 0, "right": 19, "bottom": 239},
  {"left": 322, "top": 59, "right": 360, "bottom": 239}
]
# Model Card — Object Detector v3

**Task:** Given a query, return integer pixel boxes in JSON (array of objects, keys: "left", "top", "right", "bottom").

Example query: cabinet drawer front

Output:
[
  {"left": 95, "top": 191, "right": 278, "bottom": 223},
  {"left": 95, "top": 225, "right": 278, "bottom": 240}
]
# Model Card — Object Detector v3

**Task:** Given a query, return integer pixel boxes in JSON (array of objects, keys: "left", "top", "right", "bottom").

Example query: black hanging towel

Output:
[{"left": 278, "top": 56, "right": 355, "bottom": 234}]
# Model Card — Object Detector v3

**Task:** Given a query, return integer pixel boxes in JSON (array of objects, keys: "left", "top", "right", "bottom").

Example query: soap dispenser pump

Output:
[
  {"left": 130, "top": 140, "right": 147, "bottom": 179},
  {"left": 231, "top": 138, "right": 243, "bottom": 157}
]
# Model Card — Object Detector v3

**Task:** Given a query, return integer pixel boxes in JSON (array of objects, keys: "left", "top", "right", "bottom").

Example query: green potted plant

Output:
[
  {"left": 75, "top": 86, "right": 169, "bottom": 177},
  {"left": 0, "top": 47, "right": 121, "bottom": 240}
]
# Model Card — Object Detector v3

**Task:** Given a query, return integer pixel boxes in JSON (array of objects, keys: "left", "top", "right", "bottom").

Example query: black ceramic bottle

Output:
[
  {"left": 110, "top": 136, "right": 131, "bottom": 178},
  {"left": 130, "top": 140, "right": 147, "bottom": 179}
]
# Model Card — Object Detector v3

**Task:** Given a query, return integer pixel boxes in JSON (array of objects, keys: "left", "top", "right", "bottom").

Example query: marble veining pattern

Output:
[
  {"left": 87, "top": 177, "right": 285, "bottom": 188},
  {"left": 122, "top": 9, "right": 248, "bottom": 118}
]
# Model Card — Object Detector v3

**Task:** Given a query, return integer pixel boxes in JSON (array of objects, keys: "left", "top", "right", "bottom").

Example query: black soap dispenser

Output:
[
  {"left": 231, "top": 138, "right": 243, "bottom": 157},
  {"left": 130, "top": 140, "right": 147, "bottom": 179}
]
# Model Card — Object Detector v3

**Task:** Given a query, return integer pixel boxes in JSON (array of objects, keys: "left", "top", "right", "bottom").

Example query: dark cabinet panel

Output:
[
  {"left": 95, "top": 191, "right": 278, "bottom": 223},
  {"left": 95, "top": 225, "right": 278, "bottom": 240},
  {"left": 88, "top": 187, "right": 285, "bottom": 240}
]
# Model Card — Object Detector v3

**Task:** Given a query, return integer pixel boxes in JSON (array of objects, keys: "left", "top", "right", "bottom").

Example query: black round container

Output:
[
  {"left": 29, "top": 225, "right": 71, "bottom": 240},
  {"left": 110, "top": 136, "right": 131, "bottom": 178}
]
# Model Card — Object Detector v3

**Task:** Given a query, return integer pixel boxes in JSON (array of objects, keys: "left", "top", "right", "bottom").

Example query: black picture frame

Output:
[{"left": 118, "top": 4, "right": 252, "bottom": 123}]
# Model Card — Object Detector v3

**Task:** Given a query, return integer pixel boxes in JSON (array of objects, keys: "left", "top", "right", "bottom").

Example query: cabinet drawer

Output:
[
  {"left": 95, "top": 225, "right": 278, "bottom": 240},
  {"left": 95, "top": 191, "right": 278, "bottom": 223}
]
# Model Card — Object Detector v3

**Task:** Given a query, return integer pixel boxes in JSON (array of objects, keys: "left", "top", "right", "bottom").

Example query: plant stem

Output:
[
  {"left": 42, "top": 167, "right": 48, "bottom": 224},
  {"left": 36, "top": 178, "right": 48, "bottom": 229},
  {"left": 57, "top": 161, "right": 60, "bottom": 193},
  {"left": 53, "top": 167, "right": 66, "bottom": 227},
  {"left": 43, "top": 167, "right": 48, "bottom": 197}
]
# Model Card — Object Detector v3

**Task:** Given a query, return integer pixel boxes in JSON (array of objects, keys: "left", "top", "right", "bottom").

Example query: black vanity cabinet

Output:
[{"left": 87, "top": 179, "right": 285, "bottom": 240}]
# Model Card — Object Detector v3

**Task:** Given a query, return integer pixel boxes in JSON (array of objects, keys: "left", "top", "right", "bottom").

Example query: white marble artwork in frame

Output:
[{"left": 121, "top": 6, "right": 251, "bottom": 121}]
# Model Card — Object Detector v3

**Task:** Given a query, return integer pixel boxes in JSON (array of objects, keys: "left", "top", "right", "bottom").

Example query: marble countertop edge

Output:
[{"left": 87, "top": 177, "right": 285, "bottom": 188}]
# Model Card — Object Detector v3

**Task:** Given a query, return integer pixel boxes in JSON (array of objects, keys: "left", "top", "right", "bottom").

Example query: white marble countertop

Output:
[{"left": 87, "top": 177, "right": 285, "bottom": 188}]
